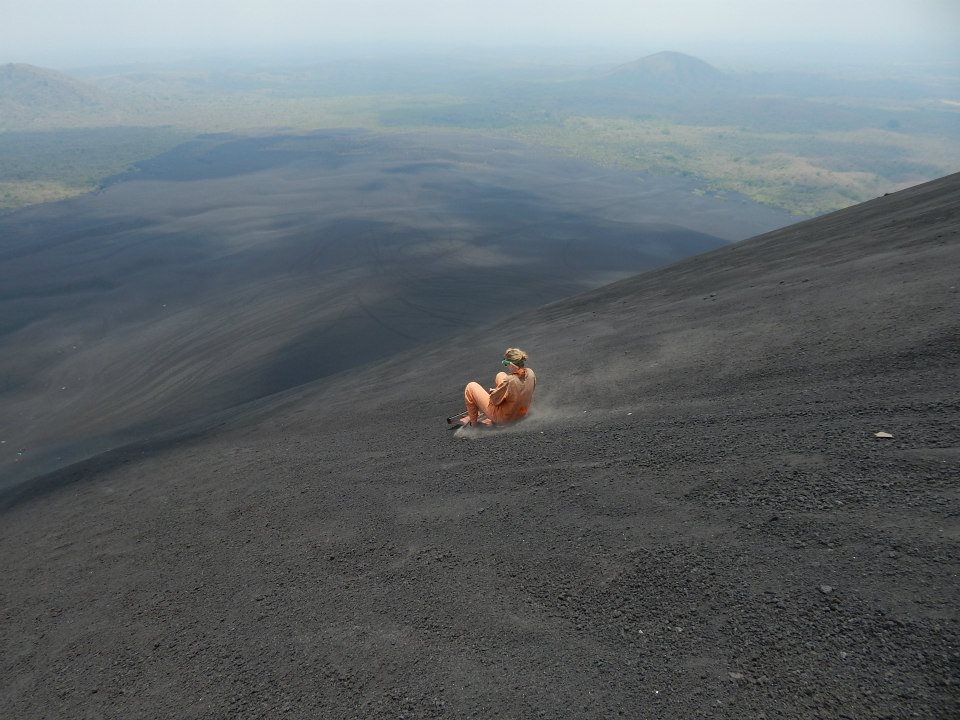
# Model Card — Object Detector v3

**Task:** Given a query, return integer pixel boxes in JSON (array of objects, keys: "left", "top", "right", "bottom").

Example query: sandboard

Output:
[{"left": 446, "top": 411, "right": 495, "bottom": 430}]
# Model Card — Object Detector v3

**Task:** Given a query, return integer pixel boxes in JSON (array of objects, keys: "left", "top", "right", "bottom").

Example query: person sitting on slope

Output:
[{"left": 461, "top": 347, "right": 536, "bottom": 427}]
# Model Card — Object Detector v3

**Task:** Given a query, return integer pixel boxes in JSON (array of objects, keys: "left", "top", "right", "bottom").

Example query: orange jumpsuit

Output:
[{"left": 464, "top": 368, "right": 536, "bottom": 424}]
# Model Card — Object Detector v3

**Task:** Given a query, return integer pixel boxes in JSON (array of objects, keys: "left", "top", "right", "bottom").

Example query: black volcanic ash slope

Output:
[
  {"left": 0, "top": 129, "right": 795, "bottom": 488},
  {"left": 0, "top": 175, "right": 956, "bottom": 719}
]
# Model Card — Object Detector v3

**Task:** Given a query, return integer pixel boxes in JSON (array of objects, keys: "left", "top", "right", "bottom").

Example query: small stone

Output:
[
  {"left": 820, "top": 585, "right": 834, "bottom": 594},
  {"left": 728, "top": 672, "right": 744, "bottom": 680},
  {"left": 874, "top": 432, "right": 894, "bottom": 439}
]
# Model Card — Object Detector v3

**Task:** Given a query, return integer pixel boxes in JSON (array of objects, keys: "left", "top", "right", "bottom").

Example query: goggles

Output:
[{"left": 501, "top": 359, "right": 517, "bottom": 367}]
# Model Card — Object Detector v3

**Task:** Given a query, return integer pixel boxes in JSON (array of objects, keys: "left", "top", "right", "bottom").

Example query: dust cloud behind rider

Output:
[{"left": 462, "top": 347, "right": 536, "bottom": 426}]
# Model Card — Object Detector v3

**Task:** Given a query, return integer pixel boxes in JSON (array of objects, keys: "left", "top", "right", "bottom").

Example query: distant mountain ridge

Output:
[
  {"left": 0, "top": 63, "right": 110, "bottom": 123},
  {"left": 600, "top": 51, "right": 730, "bottom": 93}
]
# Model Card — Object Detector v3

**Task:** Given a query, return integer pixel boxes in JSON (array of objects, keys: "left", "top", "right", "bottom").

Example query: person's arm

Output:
[{"left": 488, "top": 377, "right": 513, "bottom": 407}]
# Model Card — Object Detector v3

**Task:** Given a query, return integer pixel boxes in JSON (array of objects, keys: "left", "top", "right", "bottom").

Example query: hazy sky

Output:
[{"left": 3, "top": 0, "right": 958, "bottom": 66}]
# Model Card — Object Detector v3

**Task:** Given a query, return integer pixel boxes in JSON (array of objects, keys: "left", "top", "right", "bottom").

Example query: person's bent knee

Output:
[
  {"left": 465, "top": 381, "right": 484, "bottom": 406},
  {"left": 464, "top": 381, "right": 490, "bottom": 419}
]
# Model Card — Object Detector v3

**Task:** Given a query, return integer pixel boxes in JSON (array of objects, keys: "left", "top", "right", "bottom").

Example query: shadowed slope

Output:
[
  {"left": 0, "top": 130, "right": 796, "bottom": 487},
  {"left": 1, "top": 174, "right": 956, "bottom": 718}
]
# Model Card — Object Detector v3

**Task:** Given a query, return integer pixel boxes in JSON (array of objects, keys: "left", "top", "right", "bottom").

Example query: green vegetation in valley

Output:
[
  {"left": 0, "top": 127, "right": 192, "bottom": 211},
  {"left": 494, "top": 118, "right": 959, "bottom": 215}
]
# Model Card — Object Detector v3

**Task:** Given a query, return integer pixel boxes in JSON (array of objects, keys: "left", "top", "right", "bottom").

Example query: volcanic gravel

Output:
[{"left": 1, "top": 173, "right": 957, "bottom": 719}]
